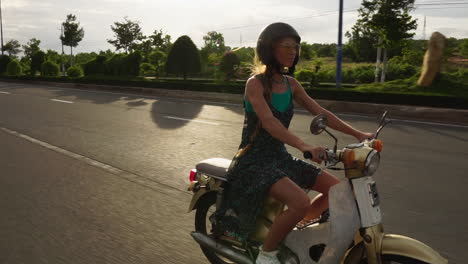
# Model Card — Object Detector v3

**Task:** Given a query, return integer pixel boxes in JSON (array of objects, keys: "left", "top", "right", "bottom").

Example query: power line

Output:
[
  {"left": 214, "top": 8, "right": 359, "bottom": 32},
  {"left": 416, "top": 2, "right": 468, "bottom": 5}
]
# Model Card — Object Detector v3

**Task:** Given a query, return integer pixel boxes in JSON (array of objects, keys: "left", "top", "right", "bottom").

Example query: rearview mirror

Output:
[{"left": 310, "top": 115, "right": 328, "bottom": 135}]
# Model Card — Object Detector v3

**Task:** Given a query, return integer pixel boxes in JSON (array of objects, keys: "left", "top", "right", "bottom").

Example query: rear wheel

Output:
[{"left": 194, "top": 194, "right": 237, "bottom": 264}]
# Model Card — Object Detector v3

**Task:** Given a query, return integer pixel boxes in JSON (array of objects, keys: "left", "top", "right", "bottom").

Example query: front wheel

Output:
[{"left": 360, "top": 254, "right": 430, "bottom": 264}]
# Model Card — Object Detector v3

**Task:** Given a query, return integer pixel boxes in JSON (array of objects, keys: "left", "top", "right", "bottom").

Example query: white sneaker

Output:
[{"left": 256, "top": 246, "right": 281, "bottom": 264}]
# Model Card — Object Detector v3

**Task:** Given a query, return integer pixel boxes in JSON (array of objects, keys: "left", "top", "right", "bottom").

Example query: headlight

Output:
[{"left": 364, "top": 150, "right": 380, "bottom": 176}]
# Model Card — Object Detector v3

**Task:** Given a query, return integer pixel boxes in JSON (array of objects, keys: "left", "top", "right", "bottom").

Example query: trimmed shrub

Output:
[
  {"left": 31, "top": 51, "right": 46, "bottom": 76},
  {"left": 166, "top": 35, "right": 201, "bottom": 80},
  {"left": 140, "top": 63, "right": 156, "bottom": 77},
  {"left": 6, "top": 60, "right": 22, "bottom": 76},
  {"left": 219, "top": 51, "right": 240, "bottom": 80},
  {"left": 295, "top": 69, "right": 315, "bottom": 82},
  {"left": 67, "top": 65, "right": 83, "bottom": 78},
  {"left": 105, "top": 53, "right": 125, "bottom": 76},
  {"left": 83, "top": 55, "right": 107, "bottom": 76},
  {"left": 124, "top": 51, "right": 142, "bottom": 76},
  {"left": 0, "top": 55, "right": 11, "bottom": 74},
  {"left": 41, "top": 61, "right": 60, "bottom": 77}
]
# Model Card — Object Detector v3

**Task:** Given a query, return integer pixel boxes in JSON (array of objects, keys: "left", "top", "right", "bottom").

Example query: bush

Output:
[
  {"left": 31, "top": 51, "right": 46, "bottom": 76},
  {"left": 41, "top": 61, "right": 60, "bottom": 77},
  {"left": 123, "top": 51, "right": 142, "bottom": 76},
  {"left": 105, "top": 54, "right": 125, "bottom": 76},
  {"left": 295, "top": 69, "right": 315, "bottom": 82},
  {"left": 220, "top": 52, "right": 240, "bottom": 80},
  {"left": 83, "top": 55, "right": 107, "bottom": 76},
  {"left": 6, "top": 60, "right": 22, "bottom": 76},
  {"left": 105, "top": 52, "right": 142, "bottom": 76},
  {"left": 350, "top": 65, "right": 375, "bottom": 84},
  {"left": 0, "top": 55, "right": 11, "bottom": 74},
  {"left": 67, "top": 65, "right": 83, "bottom": 78},
  {"left": 386, "top": 63, "right": 417, "bottom": 81},
  {"left": 140, "top": 62, "right": 156, "bottom": 76}
]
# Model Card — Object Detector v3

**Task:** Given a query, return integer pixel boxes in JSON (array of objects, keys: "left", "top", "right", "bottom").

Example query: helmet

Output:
[{"left": 256, "top": 22, "right": 301, "bottom": 71}]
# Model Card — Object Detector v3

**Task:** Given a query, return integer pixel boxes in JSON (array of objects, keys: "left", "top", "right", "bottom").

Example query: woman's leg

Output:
[
  {"left": 262, "top": 177, "right": 311, "bottom": 252},
  {"left": 303, "top": 170, "right": 340, "bottom": 221}
]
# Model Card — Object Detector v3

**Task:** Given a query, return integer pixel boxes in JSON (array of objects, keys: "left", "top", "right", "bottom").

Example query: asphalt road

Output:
[{"left": 0, "top": 82, "right": 467, "bottom": 263}]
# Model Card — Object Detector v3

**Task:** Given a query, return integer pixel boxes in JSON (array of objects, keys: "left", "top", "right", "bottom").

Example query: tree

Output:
[
  {"left": 220, "top": 51, "right": 240, "bottom": 80},
  {"left": 200, "top": 31, "right": 229, "bottom": 67},
  {"left": 60, "top": 14, "right": 84, "bottom": 61},
  {"left": 3, "top": 39, "right": 22, "bottom": 57},
  {"left": 461, "top": 39, "right": 468, "bottom": 58},
  {"left": 202, "top": 31, "right": 227, "bottom": 54},
  {"left": 149, "top": 29, "right": 172, "bottom": 53},
  {"left": 299, "top": 42, "right": 316, "bottom": 60},
  {"left": 345, "top": 26, "right": 379, "bottom": 62},
  {"left": 107, "top": 17, "right": 144, "bottom": 53},
  {"left": 165, "top": 35, "right": 201, "bottom": 80},
  {"left": 22, "top": 38, "right": 41, "bottom": 60},
  {"left": 353, "top": 0, "right": 417, "bottom": 82}
]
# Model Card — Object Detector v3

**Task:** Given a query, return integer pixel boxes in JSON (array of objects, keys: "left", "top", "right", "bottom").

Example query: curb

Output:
[{"left": 6, "top": 80, "right": 468, "bottom": 126}]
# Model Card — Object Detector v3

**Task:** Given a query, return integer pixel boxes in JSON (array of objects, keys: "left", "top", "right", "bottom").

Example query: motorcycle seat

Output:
[{"left": 195, "top": 158, "right": 232, "bottom": 179}]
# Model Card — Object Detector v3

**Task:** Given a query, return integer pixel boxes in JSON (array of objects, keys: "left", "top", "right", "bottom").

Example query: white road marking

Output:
[
  {"left": 51, "top": 99, "right": 73, "bottom": 104},
  {"left": 0, "top": 91, "right": 10, "bottom": 94},
  {"left": 0, "top": 126, "right": 190, "bottom": 195},
  {"left": 163, "top": 116, "right": 219, "bottom": 125},
  {"left": 0, "top": 126, "right": 122, "bottom": 175}
]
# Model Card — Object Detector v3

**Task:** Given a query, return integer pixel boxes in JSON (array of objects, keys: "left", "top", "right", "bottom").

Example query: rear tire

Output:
[{"left": 194, "top": 193, "right": 236, "bottom": 264}]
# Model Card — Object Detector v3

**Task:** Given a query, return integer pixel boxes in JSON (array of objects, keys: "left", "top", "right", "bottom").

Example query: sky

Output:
[{"left": 3, "top": 0, "right": 468, "bottom": 54}]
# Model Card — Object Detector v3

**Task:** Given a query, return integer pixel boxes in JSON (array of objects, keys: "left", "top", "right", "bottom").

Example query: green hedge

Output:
[
  {"left": 1, "top": 74, "right": 466, "bottom": 109},
  {"left": 6, "top": 60, "right": 22, "bottom": 76}
]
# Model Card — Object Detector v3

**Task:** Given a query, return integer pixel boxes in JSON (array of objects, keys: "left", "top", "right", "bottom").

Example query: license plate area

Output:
[{"left": 368, "top": 182, "right": 380, "bottom": 207}]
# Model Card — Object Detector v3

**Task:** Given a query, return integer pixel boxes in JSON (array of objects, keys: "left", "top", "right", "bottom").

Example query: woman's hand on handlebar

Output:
[
  {"left": 355, "top": 132, "right": 375, "bottom": 142},
  {"left": 301, "top": 145, "right": 328, "bottom": 164}
]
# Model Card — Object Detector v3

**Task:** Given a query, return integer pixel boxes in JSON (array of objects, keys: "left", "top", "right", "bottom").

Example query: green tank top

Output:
[{"left": 244, "top": 76, "right": 292, "bottom": 113}]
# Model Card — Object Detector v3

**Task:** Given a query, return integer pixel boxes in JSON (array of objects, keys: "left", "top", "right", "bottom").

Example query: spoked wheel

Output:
[
  {"left": 360, "top": 254, "right": 430, "bottom": 264},
  {"left": 194, "top": 194, "right": 241, "bottom": 264}
]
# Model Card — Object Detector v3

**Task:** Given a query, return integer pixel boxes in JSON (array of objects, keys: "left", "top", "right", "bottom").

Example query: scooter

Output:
[{"left": 187, "top": 111, "right": 448, "bottom": 264}]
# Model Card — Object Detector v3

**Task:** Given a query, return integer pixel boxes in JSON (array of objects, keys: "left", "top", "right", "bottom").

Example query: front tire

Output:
[
  {"left": 361, "top": 254, "right": 430, "bottom": 264},
  {"left": 194, "top": 193, "right": 236, "bottom": 264}
]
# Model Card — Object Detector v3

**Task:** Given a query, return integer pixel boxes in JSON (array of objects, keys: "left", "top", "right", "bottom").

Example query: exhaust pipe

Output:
[{"left": 191, "top": 232, "right": 253, "bottom": 264}]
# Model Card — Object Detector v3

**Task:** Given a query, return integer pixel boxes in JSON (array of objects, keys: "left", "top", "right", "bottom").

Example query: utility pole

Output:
[
  {"left": 60, "top": 25, "right": 65, "bottom": 74},
  {"left": 422, "top": 15, "right": 427, "bottom": 40},
  {"left": 336, "top": 0, "right": 344, "bottom": 88},
  {"left": 0, "top": 0, "right": 4, "bottom": 55}
]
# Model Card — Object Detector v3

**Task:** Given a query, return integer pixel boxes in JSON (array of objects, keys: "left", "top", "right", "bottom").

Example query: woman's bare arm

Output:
[{"left": 289, "top": 77, "right": 368, "bottom": 140}]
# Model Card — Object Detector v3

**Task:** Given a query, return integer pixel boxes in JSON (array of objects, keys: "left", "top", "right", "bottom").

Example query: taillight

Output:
[
  {"left": 372, "top": 140, "right": 383, "bottom": 152},
  {"left": 189, "top": 169, "right": 197, "bottom": 182}
]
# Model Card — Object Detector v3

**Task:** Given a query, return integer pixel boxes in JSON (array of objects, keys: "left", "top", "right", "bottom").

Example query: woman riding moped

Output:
[{"left": 213, "top": 22, "right": 374, "bottom": 264}]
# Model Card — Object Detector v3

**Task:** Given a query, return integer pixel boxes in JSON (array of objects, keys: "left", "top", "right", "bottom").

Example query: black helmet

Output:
[{"left": 256, "top": 22, "right": 301, "bottom": 71}]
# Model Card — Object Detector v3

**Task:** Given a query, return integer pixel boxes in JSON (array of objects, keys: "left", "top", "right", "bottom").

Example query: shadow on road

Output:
[{"left": 151, "top": 100, "right": 203, "bottom": 129}]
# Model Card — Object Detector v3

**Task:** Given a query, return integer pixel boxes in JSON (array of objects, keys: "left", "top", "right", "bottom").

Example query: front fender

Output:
[
  {"left": 381, "top": 234, "right": 447, "bottom": 264},
  {"left": 342, "top": 234, "right": 448, "bottom": 264}
]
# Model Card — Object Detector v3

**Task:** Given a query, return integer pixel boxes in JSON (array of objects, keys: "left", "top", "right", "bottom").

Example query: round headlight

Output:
[{"left": 364, "top": 150, "right": 380, "bottom": 176}]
